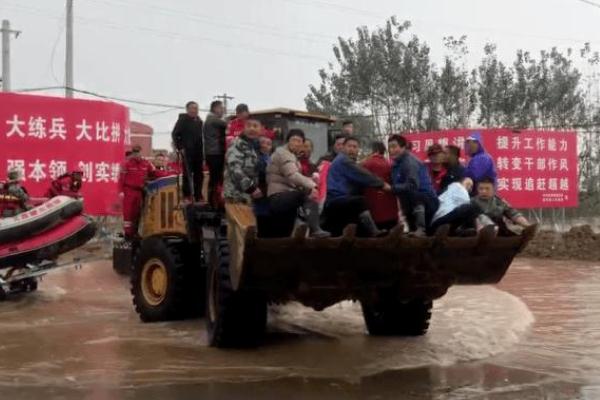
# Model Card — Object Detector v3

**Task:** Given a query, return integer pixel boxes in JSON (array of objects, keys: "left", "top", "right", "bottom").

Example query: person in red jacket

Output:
[
  {"left": 225, "top": 103, "right": 250, "bottom": 149},
  {"left": 46, "top": 171, "right": 83, "bottom": 198},
  {"left": 151, "top": 152, "right": 176, "bottom": 179},
  {"left": 426, "top": 143, "right": 448, "bottom": 194},
  {"left": 361, "top": 141, "right": 399, "bottom": 230},
  {"left": 119, "top": 145, "right": 155, "bottom": 239},
  {"left": 299, "top": 138, "right": 317, "bottom": 177}
]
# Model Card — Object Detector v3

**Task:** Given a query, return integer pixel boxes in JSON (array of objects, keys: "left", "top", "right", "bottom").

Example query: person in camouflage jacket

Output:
[
  {"left": 223, "top": 119, "right": 263, "bottom": 204},
  {"left": 472, "top": 176, "right": 530, "bottom": 235}
]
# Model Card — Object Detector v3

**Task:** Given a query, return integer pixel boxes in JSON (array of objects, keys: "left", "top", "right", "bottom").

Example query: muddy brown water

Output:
[{"left": 0, "top": 258, "right": 599, "bottom": 399}]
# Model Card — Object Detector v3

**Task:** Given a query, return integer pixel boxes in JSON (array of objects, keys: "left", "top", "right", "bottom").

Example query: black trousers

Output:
[
  {"left": 397, "top": 190, "right": 439, "bottom": 231},
  {"left": 182, "top": 153, "right": 204, "bottom": 201},
  {"left": 206, "top": 154, "right": 224, "bottom": 207},
  {"left": 323, "top": 196, "right": 369, "bottom": 237},
  {"left": 428, "top": 203, "right": 482, "bottom": 235},
  {"left": 265, "top": 191, "right": 305, "bottom": 238}
]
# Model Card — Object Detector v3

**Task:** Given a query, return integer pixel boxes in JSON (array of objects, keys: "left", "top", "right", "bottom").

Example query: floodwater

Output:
[{"left": 0, "top": 258, "right": 599, "bottom": 399}]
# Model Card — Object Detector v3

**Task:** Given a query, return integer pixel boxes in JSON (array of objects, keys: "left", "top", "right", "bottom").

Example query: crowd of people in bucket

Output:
[
  {"left": 146, "top": 99, "right": 532, "bottom": 240},
  {"left": 1, "top": 98, "right": 532, "bottom": 240}
]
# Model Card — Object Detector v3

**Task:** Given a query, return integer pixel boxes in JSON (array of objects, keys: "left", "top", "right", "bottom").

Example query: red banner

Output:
[
  {"left": 0, "top": 92, "right": 129, "bottom": 215},
  {"left": 404, "top": 129, "right": 578, "bottom": 209}
]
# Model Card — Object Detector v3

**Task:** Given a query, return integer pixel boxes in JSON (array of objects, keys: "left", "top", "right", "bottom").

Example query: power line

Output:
[
  {"left": 83, "top": 0, "right": 335, "bottom": 44},
  {"left": 14, "top": 85, "right": 209, "bottom": 111},
  {"left": 1, "top": 3, "right": 330, "bottom": 62}
]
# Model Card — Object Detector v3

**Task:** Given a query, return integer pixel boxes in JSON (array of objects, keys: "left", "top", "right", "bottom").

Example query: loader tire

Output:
[
  {"left": 206, "top": 238, "right": 267, "bottom": 348},
  {"left": 131, "top": 237, "right": 205, "bottom": 322},
  {"left": 361, "top": 298, "right": 432, "bottom": 336}
]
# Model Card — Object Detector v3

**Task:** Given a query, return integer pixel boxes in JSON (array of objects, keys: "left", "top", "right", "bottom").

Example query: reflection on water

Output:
[{"left": 0, "top": 258, "right": 599, "bottom": 399}]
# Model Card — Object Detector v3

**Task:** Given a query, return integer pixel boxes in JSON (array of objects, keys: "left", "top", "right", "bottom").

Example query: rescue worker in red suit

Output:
[
  {"left": 46, "top": 171, "right": 83, "bottom": 198},
  {"left": 361, "top": 141, "right": 399, "bottom": 230},
  {"left": 225, "top": 103, "right": 250, "bottom": 149},
  {"left": 119, "top": 145, "right": 155, "bottom": 239}
]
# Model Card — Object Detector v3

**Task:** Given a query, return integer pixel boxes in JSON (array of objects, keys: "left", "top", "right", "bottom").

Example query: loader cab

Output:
[{"left": 249, "top": 108, "right": 335, "bottom": 162}]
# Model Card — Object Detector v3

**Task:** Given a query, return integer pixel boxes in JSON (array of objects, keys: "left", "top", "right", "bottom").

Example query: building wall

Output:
[{"left": 129, "top": 121, "right": 153, "bottom": 158}]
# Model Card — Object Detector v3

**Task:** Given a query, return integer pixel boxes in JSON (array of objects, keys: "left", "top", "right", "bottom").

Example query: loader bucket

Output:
[{"left": 224, "top": 204, "right": 537, "bottom": 310}]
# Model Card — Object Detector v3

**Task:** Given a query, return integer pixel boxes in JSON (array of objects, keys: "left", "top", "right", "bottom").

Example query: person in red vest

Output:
[
  {"left": 225, "top": 103, "right": 250, "bottom": 149},
  {"left": 426, "top": 143, "right": 448, "bottom": 195},
  {"left": 361, "top": 141, "right": 399, "bottom": 230},
  {"left": 46, "top": 171, "right": 83, "bottom": 198},
  {"left": 119, "top": 145, "right": 155, "bottom": 239}
]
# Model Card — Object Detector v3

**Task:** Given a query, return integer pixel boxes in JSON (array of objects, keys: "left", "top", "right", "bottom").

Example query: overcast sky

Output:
[{"left": 2, "top": 0, "right": 599, "bottom": 149}]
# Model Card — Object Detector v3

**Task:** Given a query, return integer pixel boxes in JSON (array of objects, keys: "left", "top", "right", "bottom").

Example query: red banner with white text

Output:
[
  {"left": 0, "top": 92, "right": 129, "bottom": 215},
  {"left": 403, "top": 129, "right": 578, "bottom": 209}
]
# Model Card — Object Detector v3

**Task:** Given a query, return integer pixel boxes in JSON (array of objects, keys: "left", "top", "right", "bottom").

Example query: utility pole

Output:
[
  {"left": 1, "top": 20, "right": 21, "bottom": 92},
  {"left": 213, "top": 93, "right": 234, "bottom": 115},
  {"left": 65, "top": 0, "right": 74, "bottom": 98}
]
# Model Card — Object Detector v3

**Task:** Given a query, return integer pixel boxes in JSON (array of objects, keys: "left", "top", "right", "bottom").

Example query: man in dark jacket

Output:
[
  {"left": 324, "top": 137, "right": 390, "bottom": 237},
  {"left": 203, "top": 100, "right": 228, "bottom": 208},
  {"left": 388, "top": 134, "right": 439, "bottom": 236},
  {"left": 440, "top": 144, "right": 466, "bottom": 193},
  {"left": 172, "top": 101, "right": 204, "bottom": 202}
]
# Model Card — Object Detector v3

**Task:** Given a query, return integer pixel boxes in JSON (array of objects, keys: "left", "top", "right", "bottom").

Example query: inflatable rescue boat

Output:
[
  {"left": 0, "top": 181, "right": 98, "bottom": 299},
  {"left": 0, "top": 196, "right": 83, "bottom": 243}
]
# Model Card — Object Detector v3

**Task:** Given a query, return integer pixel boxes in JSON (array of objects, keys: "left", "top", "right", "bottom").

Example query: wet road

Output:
[{"left": 0, "top": 258, "right": 599, "bottom": 399}]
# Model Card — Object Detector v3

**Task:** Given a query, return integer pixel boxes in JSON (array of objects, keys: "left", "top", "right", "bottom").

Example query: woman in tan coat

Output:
[{"left": 266, "top": 129, "right": 330, "bottom": 238}]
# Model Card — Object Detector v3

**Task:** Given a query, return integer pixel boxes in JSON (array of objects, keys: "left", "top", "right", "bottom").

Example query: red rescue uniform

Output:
[
  {"left": 46, "top": 172, "right": 83, "bottom": 198},
  {"left": 119, "top": 157, "right": 155, "bottom": 238},
  {"left": 361, "top": 153, "right": 399, "bottom": 228}
]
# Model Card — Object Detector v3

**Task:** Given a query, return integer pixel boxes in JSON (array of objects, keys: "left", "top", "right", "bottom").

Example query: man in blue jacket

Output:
[
  {"left": 388, "top": 134, "right": 439, "bottom": 237},
  {"left": 465, "top": 132, "right": 497, "bottom": 188},
  {"left": 324, "top": 137, "right": 390, "bottom": 237}
]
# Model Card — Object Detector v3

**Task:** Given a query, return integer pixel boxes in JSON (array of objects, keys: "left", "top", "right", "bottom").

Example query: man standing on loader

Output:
[
  {"left": 119, "top": 145, "right": 155, "bottom": 239},
  {"left": 203, "top": 100, "right": 228, "bottom": 208},
  {"left": 223, "top": 118, "right": 264, "bottom": 204},
  {"left": 171, "top": 101, "right": 204, "bottom": 202}
]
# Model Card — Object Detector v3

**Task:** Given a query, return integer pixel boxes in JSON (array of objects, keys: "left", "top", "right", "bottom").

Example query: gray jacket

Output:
[
  {"left": 267, "top": 145, "right": 316, "bottom": 197},
  {"left": 203, "top": 113, "right": 227, "bottom": 156}
]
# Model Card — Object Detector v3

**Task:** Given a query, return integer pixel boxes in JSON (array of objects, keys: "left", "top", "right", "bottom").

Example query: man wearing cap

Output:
[
  {"left": 465, "top": 132, "right": 497, "bottom": 189},
  {"left": 426, "top": 143, "right": 448, "bottom": 195},
  {"left": 119, "top": 145, "right": 155, "bottom": 239},
  {"left": 172, "top": 101, "right": 204, "bottom": 202},
  {"left": 267, "top": 129, "right": 330, "bottom": 238},
  {"left": 226, "top": 103, "right": 250, "bottom": 149}
]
